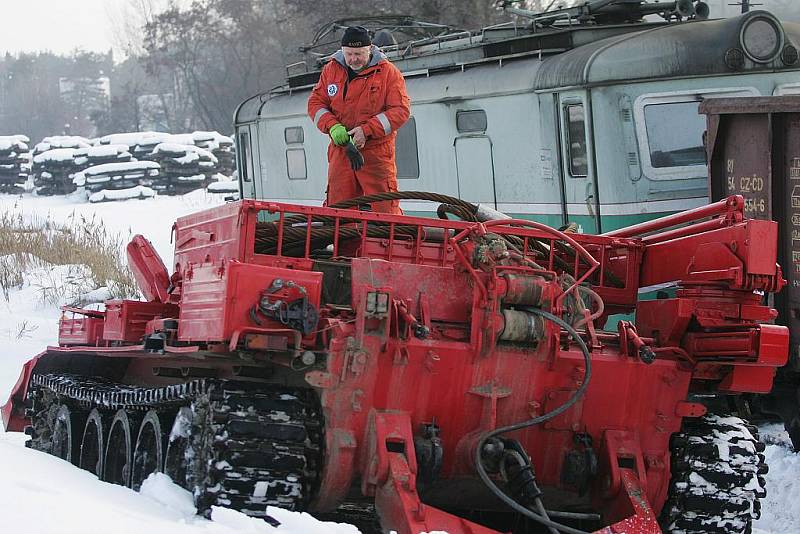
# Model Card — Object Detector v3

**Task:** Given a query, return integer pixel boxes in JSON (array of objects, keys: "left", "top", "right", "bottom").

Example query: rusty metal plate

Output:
[{"left": 716, "top": 114, "right": 772, "bottom": 220}]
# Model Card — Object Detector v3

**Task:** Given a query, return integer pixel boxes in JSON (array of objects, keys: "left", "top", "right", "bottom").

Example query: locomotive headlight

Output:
[
  {"left": 782, "top": 45, "right": 799, "bottom": 66},
  {"left": 740, "top": 15, "right": 784, "bottom": 63}
]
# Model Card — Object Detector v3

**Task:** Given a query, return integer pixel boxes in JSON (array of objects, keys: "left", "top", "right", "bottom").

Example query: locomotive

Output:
[
  {"left": 1, "top": 192, "right": 789, "bottom": 533},
  {"left": 233, "top": 3, "right": 800, "bottom": 448}
]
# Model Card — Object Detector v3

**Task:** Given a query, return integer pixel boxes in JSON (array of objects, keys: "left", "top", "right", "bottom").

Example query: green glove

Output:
[{"left": 329, "top": 123, "right": 350, "bottom": 146}]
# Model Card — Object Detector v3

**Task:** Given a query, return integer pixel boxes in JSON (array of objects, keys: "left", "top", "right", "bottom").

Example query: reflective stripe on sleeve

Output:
[
  {"left": 376, "top": 113, "right": 392, "bottom": 135},
  {"left": 314, "top": 108, "right": 331, "bottom": 126}
]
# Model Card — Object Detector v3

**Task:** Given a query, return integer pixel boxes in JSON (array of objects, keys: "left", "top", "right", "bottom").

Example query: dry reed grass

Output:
[{"left": 0, "top": 209, "right": 139, "bottom": 304}]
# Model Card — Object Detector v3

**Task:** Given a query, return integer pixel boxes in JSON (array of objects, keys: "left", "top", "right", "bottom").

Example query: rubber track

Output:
[
  {"left": 188, "top": 383, "right": 324, "bottom": 516},
  {"left": 27, "top": 373, "right": 324, "bottom": 518},
  {"left": 661, "top": 414, "right": 767, "bottom": 534}
]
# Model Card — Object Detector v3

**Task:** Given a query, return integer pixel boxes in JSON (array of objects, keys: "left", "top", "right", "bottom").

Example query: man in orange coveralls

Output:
[{"left": 307, "top": 26, "right": 411, "bottom": 214}]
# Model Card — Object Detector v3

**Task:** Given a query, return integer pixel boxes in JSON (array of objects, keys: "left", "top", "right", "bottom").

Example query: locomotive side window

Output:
[
  {"left": 634, "top": 88, "right": 758, "bottom": 180},
  {"left": 456, "top": 110, "right": 487, "bottom": 133},
  {"left": 644, "top": 102, "right": 706, "bottom": 168},
  {"left": 284, "top": 125, "right": 306, "bottom": 180},
  {"left": 286, "top": 148, "right": 307, "bottom": 180},
  {"left": 566, "top": 105, "right": 588, "bottom": 177},
  {"left": 774, "top": 82, "right": 800, "bottom": 95},
  {"left": 285, "top": 126, "right": 304, "bottom": 144},
  {"left": 396, "top": 117, "right": 420, "bottom": 179},
  {"left": 239, "top": 132, "right": 251, "bottom": 182}
]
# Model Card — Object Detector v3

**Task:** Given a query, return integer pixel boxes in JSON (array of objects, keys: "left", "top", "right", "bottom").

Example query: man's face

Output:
[{"left": 342, "top": 46, "right": 371, "bottom": 71}]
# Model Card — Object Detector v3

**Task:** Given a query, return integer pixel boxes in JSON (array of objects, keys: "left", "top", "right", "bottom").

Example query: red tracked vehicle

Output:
[{"left": 1, "top": 193, "right": 788, "bottom": 533}]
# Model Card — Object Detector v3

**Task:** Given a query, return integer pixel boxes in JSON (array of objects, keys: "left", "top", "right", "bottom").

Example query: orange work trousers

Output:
[{"left": 326, "top": 140, "right": 401, "bottom": 214}]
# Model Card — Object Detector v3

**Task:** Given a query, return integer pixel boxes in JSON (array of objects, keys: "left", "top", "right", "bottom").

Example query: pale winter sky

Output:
[
  {"left": 0, "top": 0, "right": 790, "bottom": 58},
  {"left": 0, "top": 0, "right": 181, "bottom": 57}
]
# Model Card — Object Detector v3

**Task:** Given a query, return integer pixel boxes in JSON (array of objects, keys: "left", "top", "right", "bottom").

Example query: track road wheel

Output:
[
  {"left": 131, "top": 410, "right": 167, "bottom": 491},
  {"left": 660, "top": 414, "right": 767, "bottom": 534},
  {"left": 80, "top": 408, "right": 107, "bottom": 478},
  {"left": 27, "top": 389, "right": 57, "bottom": 454},
  {"left": 104, "top": 409, "right": 138, "bottom": 487},
  {"left": 51, "top": 404, "right": 87, "bottom": 465},
  {"left": 27, "top": 390, "right": 86, "bottom": 465}
]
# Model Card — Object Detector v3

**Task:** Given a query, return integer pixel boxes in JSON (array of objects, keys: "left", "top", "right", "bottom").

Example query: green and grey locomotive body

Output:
[{"left": 234, "top": 9, "right": 800, "bottom": 233}]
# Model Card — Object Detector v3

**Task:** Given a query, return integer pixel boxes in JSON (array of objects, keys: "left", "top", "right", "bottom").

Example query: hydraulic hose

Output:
[
  {"left": 474, "top": 307, "right": 592, "bottom": 534},
  {"left": 572, "top": 286, "right": 605, "bottom": 330}
]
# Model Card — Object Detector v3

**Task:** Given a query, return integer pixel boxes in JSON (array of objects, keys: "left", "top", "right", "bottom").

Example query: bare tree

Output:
[
  {"left": 106, "top": 0, "right": 178, "bottom": 58},
  {"left": 0, "top": 51, "right": 112, "bottom": 140},
  {"left": 142, "top": 0, "right": 299, "bottom": 132}
]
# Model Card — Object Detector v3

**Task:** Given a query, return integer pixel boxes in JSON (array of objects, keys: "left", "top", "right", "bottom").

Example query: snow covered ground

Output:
[
  {"left": 0, "top": 430, "right": 358, "bottom": 534},
  {"left": 753, "top": 424, "right": 800, "bottom": 533},
  {"left": 0, "top": 190, "right": 798, "bottom": 533},
  {"left": 0, "top": 190, "right": 358, "bottom": 534}
]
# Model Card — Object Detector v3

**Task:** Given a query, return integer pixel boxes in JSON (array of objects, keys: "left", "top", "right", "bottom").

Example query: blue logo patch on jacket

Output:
[{"left": 327, "top": 84, "right": 338, "bottom": 97}]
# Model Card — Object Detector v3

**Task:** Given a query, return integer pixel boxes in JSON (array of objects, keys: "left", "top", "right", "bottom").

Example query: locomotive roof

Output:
[
  {"left": 235, "top": 11, "right": 800, "bottom": 124},
  {"left": 535, "top": 11, "right": 800, "bottom": 89}
]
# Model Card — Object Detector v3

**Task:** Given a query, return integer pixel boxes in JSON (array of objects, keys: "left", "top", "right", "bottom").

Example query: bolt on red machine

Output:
[{"left": 2, "top": 193, "right": 788, "bottom": 533}]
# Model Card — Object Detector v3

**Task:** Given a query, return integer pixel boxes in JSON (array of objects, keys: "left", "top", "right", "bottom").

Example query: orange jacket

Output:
[{"left": 308, "top": 46, "right": 410, "bottom": 148}]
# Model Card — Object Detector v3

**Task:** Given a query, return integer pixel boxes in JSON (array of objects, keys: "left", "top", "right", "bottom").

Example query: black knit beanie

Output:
[{"left": 341, "top": 26, "right": 371, "bottom": 48}]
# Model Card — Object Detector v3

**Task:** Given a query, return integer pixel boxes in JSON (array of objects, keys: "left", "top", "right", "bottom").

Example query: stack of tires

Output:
[
  {"left": 127, "top": 133, "right": 172, "bottom": 161},
  {"left": 0, "top": 135, "right": 31, "bottom": 193},
  {"left": 193, "top": 131, "right": 236, "bottom": 177},
  {"left": 73, "top": 144, "right": 133, "bottom": 170},
  {"left": 73, "top": 161, "right": 161, "bottom": 203},
  {"left": 31, "top": 136, "right": 91, "bottom": 195},
  {"left": 23, "top": 131, "right": 235, "bottom": 198},
  {"left": 149, "top": 142, "right": 218, "bottom": 195}
]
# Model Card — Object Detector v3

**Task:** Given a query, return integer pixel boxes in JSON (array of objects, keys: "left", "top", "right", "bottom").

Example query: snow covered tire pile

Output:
[{"left": 661, "top": 414, "right": 767, "bottom": 534}]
